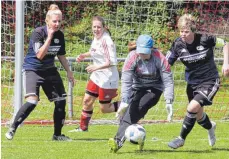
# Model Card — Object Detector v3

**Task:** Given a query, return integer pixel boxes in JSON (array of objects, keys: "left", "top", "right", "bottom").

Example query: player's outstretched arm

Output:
[
  {"left": 76, "top": 52, "right": 90, "bottom": 63},
  {"left": 58, "top": 55, "right": 75, "bottom": 86},
  {"left": 222, "top": 42, "right": 229, "bottom": 77}
]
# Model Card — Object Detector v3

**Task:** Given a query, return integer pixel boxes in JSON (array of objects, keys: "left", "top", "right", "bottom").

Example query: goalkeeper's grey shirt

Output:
[{"left": 121, "top": 49, "right": 174, "bottom": 104}]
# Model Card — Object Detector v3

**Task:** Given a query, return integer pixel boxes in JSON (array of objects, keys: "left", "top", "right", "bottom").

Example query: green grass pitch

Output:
[{"left": 1, "top": 122, "right": 229, "bottom": 159}]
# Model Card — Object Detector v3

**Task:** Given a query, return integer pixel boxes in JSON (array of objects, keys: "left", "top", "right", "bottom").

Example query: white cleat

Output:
[
  {"left": 5, "top": 128, "right": 15, "bottom": 140},
  {"left": 168, "top": 136, "right": 185, "bottom": 149},
  {"left": 208, "top": 121, "right": 216, "bottom": 146},
  {"left": 68, "top": 127, "right": 88, "bottom": 132}
]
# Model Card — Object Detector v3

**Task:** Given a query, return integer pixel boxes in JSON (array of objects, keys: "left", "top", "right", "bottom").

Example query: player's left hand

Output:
[
  {"left": 86, "top": 65, "right": 98, "bottom": 73},
  {"left": 165, "top": 99, "right": 173, "bottom": 122},
  {"left": 166, "top": 103, "right": 173, "bottom": 122},
  {"left": 67, "top": 71, "right": 75, "bottom": 87},
  {"left": 116, "top": 102, "right": 129, "bottom": 119}
]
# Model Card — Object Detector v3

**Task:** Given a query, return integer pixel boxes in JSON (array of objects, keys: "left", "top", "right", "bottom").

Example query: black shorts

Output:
[
  {"left": 186, "top": 78, "right": 220, "bottom": 106},
  {"left": 23, "top": 68, "right": 67, "bottom": 102}
]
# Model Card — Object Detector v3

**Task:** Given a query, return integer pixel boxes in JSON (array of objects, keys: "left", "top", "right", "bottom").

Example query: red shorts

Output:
[{"left": 86, "top": 80, "right": 118, "bottom": 103}]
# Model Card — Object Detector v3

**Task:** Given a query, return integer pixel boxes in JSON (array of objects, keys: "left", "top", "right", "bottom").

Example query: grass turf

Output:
[{"left": 2, "top": 122, "right": 229, "bottom": 159}]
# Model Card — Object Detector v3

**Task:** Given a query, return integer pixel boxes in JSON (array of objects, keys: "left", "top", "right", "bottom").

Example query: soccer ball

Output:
[{"left": 125, "top": 124, "right": 146, "bottom": 144}]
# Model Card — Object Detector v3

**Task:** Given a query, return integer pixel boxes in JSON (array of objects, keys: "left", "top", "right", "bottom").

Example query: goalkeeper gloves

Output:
[
  {"left": 115, "top": 102, "right": 129, "bottom": 119},
  {"left": 166, "top": 99, "right": 173, "bottom": 122}
]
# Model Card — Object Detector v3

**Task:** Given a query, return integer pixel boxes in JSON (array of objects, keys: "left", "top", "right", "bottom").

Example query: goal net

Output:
[{"left": 1, "top": 1, "right": 229, "bottom": 125}]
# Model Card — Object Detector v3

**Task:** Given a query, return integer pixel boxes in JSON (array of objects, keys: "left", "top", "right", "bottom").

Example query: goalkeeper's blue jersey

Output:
[
  {"left": 166, "top": 33, "right": 219, "bottom": 85},
  {"left": 23, "top": 26, "right": 66, "bottom": 71}
]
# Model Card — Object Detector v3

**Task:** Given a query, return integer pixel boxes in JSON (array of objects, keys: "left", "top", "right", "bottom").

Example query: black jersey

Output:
[
  {"left": 166, "top": 34, "right": 219, "bottom": 84},
  {"left": 23, "top": 26, "right": 66, "bottom": 71}
]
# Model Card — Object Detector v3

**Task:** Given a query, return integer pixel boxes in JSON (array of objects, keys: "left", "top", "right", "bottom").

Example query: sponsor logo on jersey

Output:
[
  {"left": 181, "top": 48, "right": 187, "bottom": 53},
  {"left": 181, "top": 50, "right": 208, "bottom": 63},
  {"left": 54, "top": 38, "right": 60, "bottom": 44},
  {"left": 105, "top": 95, "right": 110, "bottom": 99},
  {"left": 196, "top": 45, "right": 204, "bottom": 51},
  {"left": 47, "top": 46, "right": 61, "bottom": 55}
]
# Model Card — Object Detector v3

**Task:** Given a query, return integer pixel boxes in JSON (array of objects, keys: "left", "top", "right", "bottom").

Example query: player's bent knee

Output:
[
  {"left": 25, "top": 95, "right": 38, "bottom": 103},
  {"left": 26, "top": 99, "right": 38, "bottom": 105},
  {"left": 54, "top": 99, "right": 66, "bottom": 117},
  {"left": 54, "top": 99, "right": 66, "bottom": 109},
  {"left": 21, "top": 99, "right": 38, "bottom": 114},
  {"left": 83, "top": 98, "right": 94, "bottom": 109},
  {"left": 187, "top": 100, "right": 201, "bottom": 112},
  {"left": 100, "top": 102, "right": 112, "bottom": 113},
  {"left": 26, "top": 96, "right": 38, "bottom": 105},
  {"left": 100, "top": 106, "right": 109, "bottom": 113}
]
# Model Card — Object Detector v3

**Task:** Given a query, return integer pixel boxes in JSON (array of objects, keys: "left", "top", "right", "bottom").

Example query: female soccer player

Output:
[
  {"left": 68, "top": 16, "right": 120, "bottom": 132},
  {"left": 116, "top": 41, "right": 173, "bottom": 122},
  {"left": 5, "top": 4, "right": 74, "bottom": 141},
  {"left": 167, "top": 14, "right": 229, "bottom": 149},
  {"left": 108, "top": 34, "right": 174, "bottom": 153}
]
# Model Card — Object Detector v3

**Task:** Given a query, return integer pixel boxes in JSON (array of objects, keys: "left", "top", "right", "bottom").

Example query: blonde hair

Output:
[
  {"left": 45, "top": 4, "right": 62, "bottom": 25},
  {"left": 177, "top": 14, "right": 196, "bottom": 32}
]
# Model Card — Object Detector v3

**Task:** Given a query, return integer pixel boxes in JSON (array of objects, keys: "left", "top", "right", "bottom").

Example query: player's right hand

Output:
[
  {"left": 47, "top": 27, "right": 56, "bottom": 39},
  {"left": 67, "top": 71, "right": 75, "bottom": 87},
  {"left": 76, "top": 54, "right": 85, "bottom": 63},
  {"left": 115, "top": 102, "right": 129, "bottom": 119}
]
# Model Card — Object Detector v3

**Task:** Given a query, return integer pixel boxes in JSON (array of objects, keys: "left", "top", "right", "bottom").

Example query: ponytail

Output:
[
  {"left": 48, "top": 4, "right": 59, "bottom": 10},
  {"left": 45, "top": 4, "right": 62, "bottom": 25},
  {"left": 104, "top": 26, "right": 111, "bottom": 36},
  {"left": 128, "top": 41, "right": 137, "bottom": 52}
]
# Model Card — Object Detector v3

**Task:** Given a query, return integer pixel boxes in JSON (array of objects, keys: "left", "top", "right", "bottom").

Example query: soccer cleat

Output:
[
  {"left": 168, "top": 136, "right": 185, "bottom": 149},
  {"left": 208, "top": 121, "right": 216, "bottom": 146},
  {"left": 108, "top": 138, "right": 120, "bottom": 153},
  {"left": 138, "top": 141, "right": 144, "bottom": 151},
  {"left": 52, "top": 134, "right": 72, "bottom": 141},
  {"left": 68, "top": 127, "right": 88, "bottom": 132},
  {"left": 5, "top": 128, "right": 16, "bottom": 140}
]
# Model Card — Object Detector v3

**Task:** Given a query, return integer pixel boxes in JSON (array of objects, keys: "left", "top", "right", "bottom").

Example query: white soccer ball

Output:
[{"left": 125, "top": 124, "right": 146, "bottom": 144}]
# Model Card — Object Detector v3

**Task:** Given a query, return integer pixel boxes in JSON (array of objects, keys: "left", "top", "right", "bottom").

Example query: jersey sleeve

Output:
[
  {"left": 205, "top": 35, "right": 217, "bottom": 48},
  {"left": 31, "top": 30, "right": 43, "bottom": 54},
  {"left": 166, "top": 41, "right": 179, "bottom": 66},
  {"left": 102, "top": 37, "right": 117, "bottom": 66},
  {"left": 156, "top": 51, "right": 174, "bottom": 102},
  {"left": 121, "top": 52, "right": 137, "bottom": 104}
]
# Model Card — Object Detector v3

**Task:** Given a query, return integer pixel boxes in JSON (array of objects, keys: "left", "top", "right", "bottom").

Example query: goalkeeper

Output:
[
  {"left": 5, "top": 4, "right": 74, "bottom": 141},
  {"left": 167, "top": 14, "right": 229, "bottom": 149},
  {"left": 108, "top": 34, "right": 174, "bottom": 153}
]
